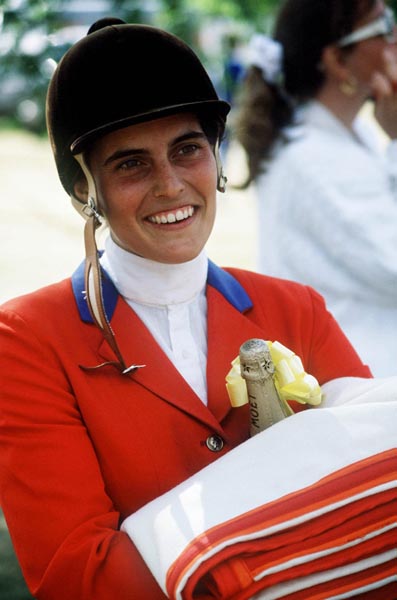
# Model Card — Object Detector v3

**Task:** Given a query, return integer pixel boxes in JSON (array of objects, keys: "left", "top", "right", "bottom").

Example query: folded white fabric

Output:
[
  {"left": 122, "top": 380, "right": 397, "bottom": 600},
  {"left": 321, "top": 375, "right": 397, "bottom": 407}
]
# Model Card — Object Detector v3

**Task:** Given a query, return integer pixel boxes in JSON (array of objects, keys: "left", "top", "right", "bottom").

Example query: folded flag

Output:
[{"left": 122, "top": 395, "right": 397, "bottom": 599}]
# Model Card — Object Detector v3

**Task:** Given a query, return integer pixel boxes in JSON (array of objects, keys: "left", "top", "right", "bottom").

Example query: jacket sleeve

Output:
[{"left": 0, "top": 307, "right": 167, "bottom": 599}]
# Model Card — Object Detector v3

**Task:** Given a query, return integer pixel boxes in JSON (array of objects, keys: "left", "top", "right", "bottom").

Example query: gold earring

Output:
[{"left": 339, "top": 75, "right": 357, "bottom": 96}]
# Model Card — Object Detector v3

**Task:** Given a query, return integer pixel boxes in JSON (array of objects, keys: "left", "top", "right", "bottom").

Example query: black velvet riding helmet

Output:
[{"left": 46, "top": 17, "right": 230, "bottom": 195}]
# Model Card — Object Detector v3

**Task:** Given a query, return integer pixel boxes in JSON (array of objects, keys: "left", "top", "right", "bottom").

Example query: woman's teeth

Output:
[{"left": 148, "top": 206, "right": 194, "bottom": 224}]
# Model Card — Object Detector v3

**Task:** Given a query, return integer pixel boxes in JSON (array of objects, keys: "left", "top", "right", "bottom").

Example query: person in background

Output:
[
  {"left": 222, "top": 33, "right": 245, "bottom": 105},
  {"left": 0, "top": 17, "right": 378, "bottom": 600},
  {"left": 234, "top": 0, "right": 397, "bottom": 377}
]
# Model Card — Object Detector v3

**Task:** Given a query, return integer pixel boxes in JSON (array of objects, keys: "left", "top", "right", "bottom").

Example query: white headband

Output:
[{"left": 248, "top": 33, "right": 283, "bottom": 85}]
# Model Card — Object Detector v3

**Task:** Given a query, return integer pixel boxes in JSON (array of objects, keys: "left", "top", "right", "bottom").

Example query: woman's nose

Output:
[{"left": 153, "top": 161, "right": 184, "bottom": 198}]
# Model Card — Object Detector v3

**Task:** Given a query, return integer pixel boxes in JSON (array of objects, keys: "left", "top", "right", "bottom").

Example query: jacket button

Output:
[{"left": 206, "top": 434, "right": 224, "bottom": 452}]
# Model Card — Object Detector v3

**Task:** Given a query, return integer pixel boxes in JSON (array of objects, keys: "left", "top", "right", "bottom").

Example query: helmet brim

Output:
[{"left": 71, "top": 99, "right": 230, "bottom": 154}]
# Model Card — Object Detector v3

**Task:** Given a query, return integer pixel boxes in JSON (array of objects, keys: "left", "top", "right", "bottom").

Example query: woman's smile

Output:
[{"left": 147, "top": 205, "right": 195, "bottom": 225}]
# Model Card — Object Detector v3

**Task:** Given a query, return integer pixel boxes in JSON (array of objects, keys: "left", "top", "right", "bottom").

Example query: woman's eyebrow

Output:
[
  {"left": 172, "top": 130, "right": 207, "bottom": 145},
  {"left": 103, "top": 130, "right": 207, "bottom": 167},
  {"left": 103, "top": 148, "right": 146, "bottom": 167}
]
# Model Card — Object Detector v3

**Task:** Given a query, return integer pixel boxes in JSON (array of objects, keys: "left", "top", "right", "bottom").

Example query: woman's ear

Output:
[
  {"left": 73, "top": 176, "right": 89, "bottom": 203},
  {"left": 321, "top": 45, "right": 359, "bottom": 96},
  {"left": 321, "top": 45, "right": 351, "bottom": 81}
]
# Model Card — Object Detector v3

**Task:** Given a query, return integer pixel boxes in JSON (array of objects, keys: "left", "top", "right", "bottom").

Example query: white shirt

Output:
[
  {"left": 255, "top": 101, "right": 397, "bottom": 377},
  {"left": 100, "top": 236, "right": 209, "bottom": 403}
]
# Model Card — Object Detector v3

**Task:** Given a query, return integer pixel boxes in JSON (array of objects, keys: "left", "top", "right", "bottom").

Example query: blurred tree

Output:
[
  {"left": 111, "top": 0, "right": 279, "bottom": 43},
  {"left": 0, "top": 0, "right": 61, "bottom": 28},
  {"left": 189, "top": 0, "right": 278, "bottom": 24}
]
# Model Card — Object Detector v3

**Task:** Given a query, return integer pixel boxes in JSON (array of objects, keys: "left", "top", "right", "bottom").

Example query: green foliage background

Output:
[{"left": 0, "top": 0, "right": 280, "bottom": 45}]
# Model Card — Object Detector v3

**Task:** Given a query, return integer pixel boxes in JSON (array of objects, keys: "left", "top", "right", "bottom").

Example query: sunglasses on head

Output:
[{"left": 337, "top": 6, "right": 396, "bottom": 47}]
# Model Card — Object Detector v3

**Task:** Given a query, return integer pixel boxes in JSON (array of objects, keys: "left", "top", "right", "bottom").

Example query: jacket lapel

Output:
[
  {"left": 97, "top": 299, "right": 222, "bottom": 430},
  {"left": 72, "top": 259, "right": 270, "bottom": 429},
  {"left": 72, "top": 260, "right": 213, "bottom": 425},
  {"left": 206, "top": 283, "right": 272, "bottom": 423}
]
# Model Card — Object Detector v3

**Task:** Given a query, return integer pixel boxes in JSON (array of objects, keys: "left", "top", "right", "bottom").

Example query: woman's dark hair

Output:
[
  {"left": 199, "top": 112, "right": 226, "bottom": 147},
  {"left": 234, "top": 0, "right": 376, "bottom": 186}
]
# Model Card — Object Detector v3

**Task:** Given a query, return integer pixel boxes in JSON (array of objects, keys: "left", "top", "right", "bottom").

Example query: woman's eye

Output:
[
  {"left": 118, "top": 158, "right": 142, "bottom": 170},
  {"left": 179, "top": 143, "right": 200, "bottom": 156}
]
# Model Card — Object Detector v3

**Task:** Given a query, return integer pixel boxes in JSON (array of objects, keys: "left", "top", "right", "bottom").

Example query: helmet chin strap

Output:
[
  {"left": 72, "top": 153, "right": 144, "bottom": 375},
  {"left": 71, "top": 138, "right": 226, "bottom": 373},
  {"left": 215, "top": 140, "right": 227, "bottom": 193},
  {"left": 72, "top": 153, "right": 102, "bottom": 221}
]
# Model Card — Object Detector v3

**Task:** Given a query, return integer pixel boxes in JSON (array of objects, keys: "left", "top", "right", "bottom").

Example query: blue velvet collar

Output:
[{"left": 71, "top": 258, "right": 252, "bottom": 324}]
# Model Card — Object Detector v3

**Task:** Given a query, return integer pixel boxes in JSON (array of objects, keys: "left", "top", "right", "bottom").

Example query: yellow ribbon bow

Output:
[{"left": 226, "top": 340, "right": 322, "bottom": 410}]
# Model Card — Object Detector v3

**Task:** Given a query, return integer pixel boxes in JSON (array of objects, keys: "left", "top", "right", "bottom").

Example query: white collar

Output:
[
  {"left": 283, "top": 101, "right": 352, "bottom": 143},
  {"left": 302, "top": 101, "right": 353, "bottom": 136},
  {"left": 300, "top": 101, "right": 376, "bottom": 148},
  {"left": 100, "top": 236, "right": 208, "bottom": 307}
]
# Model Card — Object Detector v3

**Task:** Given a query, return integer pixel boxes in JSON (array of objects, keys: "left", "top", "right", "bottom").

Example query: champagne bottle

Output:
[{"left": 239, "top": 338, "right": 291, "bottom": 436}]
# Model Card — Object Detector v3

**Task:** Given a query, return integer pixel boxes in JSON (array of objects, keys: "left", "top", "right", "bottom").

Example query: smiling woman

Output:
[
  {"left": 79, "top": 114, "right": 218, "bottom": 263},
  {"left": 0, "top": 15, "right": 392, "bottom": 600}
]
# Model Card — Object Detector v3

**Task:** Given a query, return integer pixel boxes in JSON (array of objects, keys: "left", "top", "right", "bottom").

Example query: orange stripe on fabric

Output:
[
  {"left": 197, "top": 558, "right": 253, "bottom": 598},
  {"left": 248, "top": 498, "right": 397, "bottom": 576},
  {"left": 229, "top": 557, "right": 397, "bottom": 600},
  {"left": 215, "top": 451, "right": 397, "bottom": 542},
  {"left": 175, "top": 450, "right": 397, "bottom": 576},
  {"left": 167, "top": 450, "right": 397, "bottom": 599},
  {"left": 249, "top": 528, "right": 397, "bottom": 590},
  {"left": 189, "top": 496, "right": 397, "bottom": 597},
  {"left": 275, "top": 558, "right": 397, "bottom": 600}
]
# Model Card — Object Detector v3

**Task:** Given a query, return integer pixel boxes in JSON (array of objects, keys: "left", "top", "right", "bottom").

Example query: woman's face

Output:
[
  {"left": 343, "top": 1, "right": 397, "bottom": 95},
  {"left": 87, "top": 113, "right": 218, "bottom": 264}
]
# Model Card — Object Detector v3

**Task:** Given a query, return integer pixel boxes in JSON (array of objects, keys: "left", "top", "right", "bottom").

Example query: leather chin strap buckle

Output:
[{"left": 82, "top": 197, "right": 103, "bottom": 221}]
